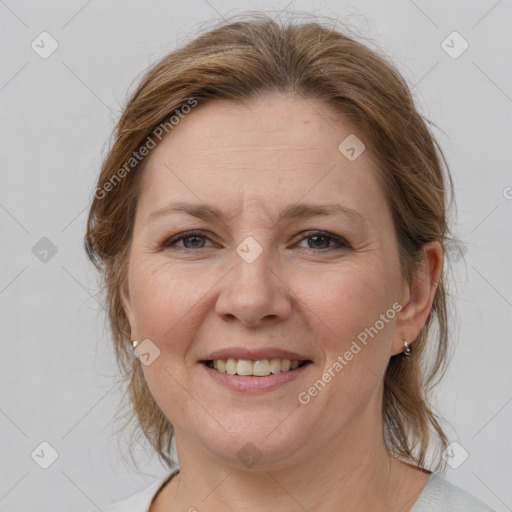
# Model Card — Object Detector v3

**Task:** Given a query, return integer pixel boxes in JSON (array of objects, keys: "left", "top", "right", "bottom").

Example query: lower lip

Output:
[{"left": 201, "top": 362, "right": 311, "bottom": 392}]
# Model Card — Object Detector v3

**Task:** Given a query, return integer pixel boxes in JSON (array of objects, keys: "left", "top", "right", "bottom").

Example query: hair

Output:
[{"left": 85, "top": 11, "right": 456, "bottom": 472}]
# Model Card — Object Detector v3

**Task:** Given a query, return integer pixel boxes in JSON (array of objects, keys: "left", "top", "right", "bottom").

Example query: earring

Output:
[
  {"left": 131, "top": 340, "right": 138, "bottom": 350},
  {"left": 402, "top": 339, "right": 412, "bottom": 357}
]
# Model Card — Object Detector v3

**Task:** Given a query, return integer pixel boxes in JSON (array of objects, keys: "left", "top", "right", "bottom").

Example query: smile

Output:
[{"left": 204, "top": 358, "right": 311, "bottom": 377}]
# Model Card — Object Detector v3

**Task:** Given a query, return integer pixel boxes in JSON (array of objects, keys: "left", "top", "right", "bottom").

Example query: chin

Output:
[{"left": 189, "top": 409, "right": 315, "bottom": 470}]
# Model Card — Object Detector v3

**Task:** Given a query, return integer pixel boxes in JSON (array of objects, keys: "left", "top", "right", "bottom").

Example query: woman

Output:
[{"left": 84, "top": 12, "right": 495, "bottom": 512}]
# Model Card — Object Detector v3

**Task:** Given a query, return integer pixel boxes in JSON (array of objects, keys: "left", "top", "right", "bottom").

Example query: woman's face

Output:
[{"left": 122, "top": 94, "right": 419, "bottom": 469}]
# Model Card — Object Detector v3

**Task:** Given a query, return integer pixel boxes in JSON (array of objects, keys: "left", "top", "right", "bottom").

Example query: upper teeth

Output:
[{"left": 212, "top": 358, "right": 302, "bottom": 376}]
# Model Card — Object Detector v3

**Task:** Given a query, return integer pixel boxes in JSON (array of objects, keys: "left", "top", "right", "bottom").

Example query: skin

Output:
[{"left": 121, "top": 93, "right": 443, "bottom": 511}]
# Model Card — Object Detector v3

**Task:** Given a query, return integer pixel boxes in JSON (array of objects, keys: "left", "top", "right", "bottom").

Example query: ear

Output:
[
  {"left": 392, "top": 241, "right": 444, "bottom": 355},
  {"left": 120, "top": 278, "right": 138, "bottom": 342}
]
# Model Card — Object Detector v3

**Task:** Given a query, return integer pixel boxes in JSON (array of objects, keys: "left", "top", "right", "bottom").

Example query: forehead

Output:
[
  {"left": 147, "top": 93, "right": 362, "bottom": 162},
  {"left": 137, "top": 94, "right": 388, "bottom": 223}
]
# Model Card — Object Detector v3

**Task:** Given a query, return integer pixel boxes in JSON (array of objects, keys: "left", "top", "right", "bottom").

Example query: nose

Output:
[{"left": 215, "top": 249, "right": 292, "bottom": 327}]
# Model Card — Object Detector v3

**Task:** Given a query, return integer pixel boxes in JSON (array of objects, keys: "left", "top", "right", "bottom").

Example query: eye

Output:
[
  {"left": 162, "top": 230, "right": 351, "bottom": 251},
  {"left": 296, "top": 230, "right": 351, "bottom": 251},
  {"left": 163, "top": 230, "right": 213, "bottom": 249}
]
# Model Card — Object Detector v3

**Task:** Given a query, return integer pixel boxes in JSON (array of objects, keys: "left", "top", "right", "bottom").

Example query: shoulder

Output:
[
  {"left": 412, "top": 473, "right": 496, "bottom": 512},
  {"left": 79, "top": 469, "right": 178, "bottom": 512}
]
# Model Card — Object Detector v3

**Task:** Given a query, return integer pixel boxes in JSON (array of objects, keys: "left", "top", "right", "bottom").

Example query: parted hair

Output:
[{"left": 85, "top": 12, "right": 454, "bottom": 471}]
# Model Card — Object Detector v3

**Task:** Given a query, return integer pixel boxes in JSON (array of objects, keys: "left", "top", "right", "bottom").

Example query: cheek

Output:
[
  {"left": 295, "top": 266, "right": 397, "bottom": 418},
  {"left": 130, "top": 258, "right": 204, "bottom": 424},
  {"left": 130, "top": 255, "right": 193, "bottom": 346},
  {"left": 296, "top": 260, "right": 397, "bottom": 352}
]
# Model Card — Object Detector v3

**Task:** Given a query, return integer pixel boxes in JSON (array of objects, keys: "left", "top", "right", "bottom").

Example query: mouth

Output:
[{"left": 202, "top": 358, "right": 312, "bottom": 377}]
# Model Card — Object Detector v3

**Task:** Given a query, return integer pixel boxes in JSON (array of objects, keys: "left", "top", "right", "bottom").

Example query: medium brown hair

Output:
[{"left": 85, "top": 12, "right": 455, "bottom": 471}]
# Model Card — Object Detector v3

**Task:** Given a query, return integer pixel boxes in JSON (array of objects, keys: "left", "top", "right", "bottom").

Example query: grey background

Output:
[{"left": 1, "top": 1, "right": 511, "bottom": 511}]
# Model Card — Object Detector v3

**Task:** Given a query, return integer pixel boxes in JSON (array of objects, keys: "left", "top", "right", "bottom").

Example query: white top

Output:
[{"left": 85, "top": 469, "right": 495, "bottom": 511}]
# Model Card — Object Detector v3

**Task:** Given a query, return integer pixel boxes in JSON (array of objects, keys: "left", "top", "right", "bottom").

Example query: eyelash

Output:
[{"left": 162, "top": 230, "right": 351, "bottom": 251}]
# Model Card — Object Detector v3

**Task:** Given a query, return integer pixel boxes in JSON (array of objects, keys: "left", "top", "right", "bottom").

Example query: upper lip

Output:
[{"left": 203, "top": 347, "right": 311, "bottom": 362}]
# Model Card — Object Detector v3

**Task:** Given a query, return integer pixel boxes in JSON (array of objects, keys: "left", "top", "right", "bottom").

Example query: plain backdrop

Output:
[{"left": 1, "top": 1, "right": 511, "bottom": 511}]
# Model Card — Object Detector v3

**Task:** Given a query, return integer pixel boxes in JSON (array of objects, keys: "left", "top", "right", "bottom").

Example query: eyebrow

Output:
[{"left": 146, "top": 201, "right": 367, "bottom": 226}]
